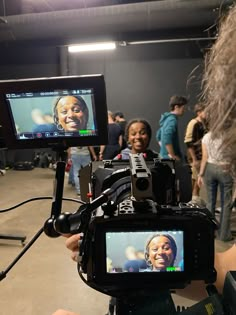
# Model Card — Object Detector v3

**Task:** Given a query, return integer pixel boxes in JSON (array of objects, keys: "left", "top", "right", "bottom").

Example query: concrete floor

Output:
[{"left": 0, "top": 168, "right": 235, "bottom": 315}]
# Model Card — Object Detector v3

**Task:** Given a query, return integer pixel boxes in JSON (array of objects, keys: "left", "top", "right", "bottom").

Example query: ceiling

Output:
[{"left": 0, "top": 0, "right": 233, "bottom": 44}]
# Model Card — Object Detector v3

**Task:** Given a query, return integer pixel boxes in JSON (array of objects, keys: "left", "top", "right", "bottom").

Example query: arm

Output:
[
  {"left": 165, "top": 144, "right": 181, "bottom": 160},
  {"left": 186, "top": 145, "right": 198, "bottom": 165},
  {"left": 184, "top": 120, "right": 198, "bottom": 164},
  {"left": 88, "top": 146, "right": 97, "bottom": 161},
  {"left": 163, "top": 117, "right": 180, "bottom": 159},
  {"left": 67, "top": 147, "right": 71, "bottom": 160},
  {"left": 118, "top": 134, "right": 123, "bottom": 149},
  {"left": 99, "top": 145, "right": 105, "bottom": 161},
  {"left": 197, "top": 142, "right": 208, "bottom": 187}
]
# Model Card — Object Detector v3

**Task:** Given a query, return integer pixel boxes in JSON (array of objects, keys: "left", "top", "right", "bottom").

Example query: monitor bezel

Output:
[{"left": 0, "top": 75, "right": 108, "bottom": 150}]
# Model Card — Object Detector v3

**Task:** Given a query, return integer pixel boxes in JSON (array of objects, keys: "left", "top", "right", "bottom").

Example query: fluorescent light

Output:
[{"left": 68, "top": 42, "right": 116, "bottom": 53}]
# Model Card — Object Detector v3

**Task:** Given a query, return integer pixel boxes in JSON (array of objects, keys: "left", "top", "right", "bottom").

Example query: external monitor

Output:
[{"left": 0, "top": 75, "right": 108, "bottom": 150}]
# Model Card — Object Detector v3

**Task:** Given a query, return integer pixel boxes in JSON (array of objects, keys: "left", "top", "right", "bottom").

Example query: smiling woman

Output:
[
  {"left": 53, "top": 95, "right": 89, "bottom": 132},
  {"left": 144, "top": 234, "right": 177, "bottom": 271},
  {"left": 114, "top": 118, "right": 159, "bottom": 160}
]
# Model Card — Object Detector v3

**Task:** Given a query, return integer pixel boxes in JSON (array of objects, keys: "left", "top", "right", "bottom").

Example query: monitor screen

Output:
[
  {"left": 105, "top": 230, "right": 184, "bottom": 273},
  {"left": 0, "top": 75, "right": 108, "bottom": 149}
]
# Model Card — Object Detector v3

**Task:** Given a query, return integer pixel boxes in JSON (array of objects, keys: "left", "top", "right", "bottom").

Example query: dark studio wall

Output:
[
  {"left": 0, "top": 40, "right": 204, "bottom": 163},
  {"left": 64, "top": 41, "right": 204, "bottom": 153}
]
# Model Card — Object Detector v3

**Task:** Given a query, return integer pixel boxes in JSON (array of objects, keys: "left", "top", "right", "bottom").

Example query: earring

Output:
[{"left": 57, "top": 124, "right": 64, "bottom": 131}]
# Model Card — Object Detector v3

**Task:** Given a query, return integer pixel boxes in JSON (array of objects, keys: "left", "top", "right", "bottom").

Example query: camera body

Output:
[
  {"left": 85, "top": 203, "right": 216, "bottom": 293},
  {"left": 78, "top": 154, "right": 217, "bottom": 295}
]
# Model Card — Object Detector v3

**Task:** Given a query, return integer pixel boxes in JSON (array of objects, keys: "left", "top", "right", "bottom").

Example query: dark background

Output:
[{"left": 0, "top": 0, "right": 232, "bottom": 164}]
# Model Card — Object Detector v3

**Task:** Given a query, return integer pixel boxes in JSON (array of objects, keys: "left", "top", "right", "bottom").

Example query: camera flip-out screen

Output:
[
  {"left": 0, "top": 75, "right": 108, "bottom": 149},
  {"left": 106, "top": 231, "right": 184, "bottom": 274}
]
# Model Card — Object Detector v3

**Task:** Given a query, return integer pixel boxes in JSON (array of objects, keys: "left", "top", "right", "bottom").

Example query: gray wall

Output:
[
  {"left": 0, "top": 41, "right": 204, "bottom": 162},
  {"left": 67, "top": 42, "right": 203, "bottom": 153}
]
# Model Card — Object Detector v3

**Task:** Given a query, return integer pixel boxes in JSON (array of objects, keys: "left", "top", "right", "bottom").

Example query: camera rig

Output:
[{"left": 43, "top": 153, "right": 222, "bottom": 314}]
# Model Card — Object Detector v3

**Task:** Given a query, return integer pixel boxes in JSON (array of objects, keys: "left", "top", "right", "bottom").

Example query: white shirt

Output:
[{"left": 202, "top": 132, "right": 228, "bottom": 165}]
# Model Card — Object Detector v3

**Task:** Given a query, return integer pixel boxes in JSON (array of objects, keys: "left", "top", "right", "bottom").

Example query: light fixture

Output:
[{"left": 68, "top": 42, "right": 116, "bottom": 53}]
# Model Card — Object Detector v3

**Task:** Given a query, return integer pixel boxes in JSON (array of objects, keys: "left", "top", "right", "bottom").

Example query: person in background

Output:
[
  {"left": 68, "top": 146, "right": 97, "bottom": 196},
  {"left": 53, "top": 95, "right": 88, "bottom": 132},
  {"left": 99, "top": 111, "right": 122, "bottom": 160},
  {"left": 123, "top": 246, "right": 147, "bottom": 272},
  {"left": 114, "top": 118, "right": 159, "bottom": 160},
  {"left": 113, "top": 111, "right": 127, "bottom": 150},
  {"left": 184, "top": 103, "right": 207, "bottom": 206},
  {"left": 197, "top": 131, "right": 234, "bottom": 241},
  {"left": 31, "top": 109, "right": 57, "bottom": 133},
  {"left": 156, "top": 95, "right": 187, "bottom": 160}
]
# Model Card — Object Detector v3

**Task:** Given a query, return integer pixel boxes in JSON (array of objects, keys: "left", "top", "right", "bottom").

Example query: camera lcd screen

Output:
[
  {"left": 0, "top": 75, "right": 108, "bottom": 149},
  {"left": 105, "top": 231, "right": 184, "bottom": 273},
  {"left": 5, "top": 89, "right": 96, "bottom": 140}
]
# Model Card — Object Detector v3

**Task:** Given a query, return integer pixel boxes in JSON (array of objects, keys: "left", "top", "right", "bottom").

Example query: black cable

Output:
[{"left": 0, "top": 196, "right": 85, "bottom": 213}]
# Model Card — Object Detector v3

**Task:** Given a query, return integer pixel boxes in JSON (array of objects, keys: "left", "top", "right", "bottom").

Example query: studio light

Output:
[{"left": 68, "top": 42, "right": 116, "bottom": 53}]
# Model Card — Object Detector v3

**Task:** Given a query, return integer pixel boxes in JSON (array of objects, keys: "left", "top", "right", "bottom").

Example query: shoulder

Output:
[{"left": 114, "top": 147, "right": 131, "bottom": 160}]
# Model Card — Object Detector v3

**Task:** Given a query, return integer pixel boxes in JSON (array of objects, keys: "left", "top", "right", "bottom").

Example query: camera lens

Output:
[{"left": 136, "top": 178, "right": 149, "bottom": 191}]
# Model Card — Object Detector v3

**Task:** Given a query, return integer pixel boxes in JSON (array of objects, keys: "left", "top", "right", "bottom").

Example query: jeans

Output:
[
  {"left": 68, "top": 164, "right": 74, "bottom": 185},
  {"left": 71, "top": 153, "right": 91, "bottom": 194},
  {"left": 204, "top": 162, "right": 233, "bottom": 241}
]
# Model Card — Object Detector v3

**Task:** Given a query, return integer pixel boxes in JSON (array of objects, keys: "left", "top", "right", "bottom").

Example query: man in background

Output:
[
  {"left": 184, "top": 103, "right": 207, "bottom": 205},
  {"left": 156, "top": 95, "right": 187, "bottom": 160},
  {"left": 113, "top": 111, "right": 127, "bottom": 150}
]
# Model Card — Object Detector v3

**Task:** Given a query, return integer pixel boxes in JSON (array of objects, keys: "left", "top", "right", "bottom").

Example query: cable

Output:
[{"left": 0, "top": 196, "right": 85, "bottom": 213}]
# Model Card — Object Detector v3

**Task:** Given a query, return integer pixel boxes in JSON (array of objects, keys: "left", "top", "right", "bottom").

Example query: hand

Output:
[
  {"left": 65, "top": 233, "right": 81, "bottom": 262},
  {"left": 92, "top": 154, "right": 98, "bottom": 161},
  {"left": 197, "top": 175, "right": 204, "bottom": 187},
  {"left": 52, "top": 310, "right": 80, "bottom": 315}
]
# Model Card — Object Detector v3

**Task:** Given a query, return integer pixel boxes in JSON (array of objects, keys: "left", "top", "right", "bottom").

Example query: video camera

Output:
[{"left": 74, "top": 154, "right": 217, "bottom": 291}]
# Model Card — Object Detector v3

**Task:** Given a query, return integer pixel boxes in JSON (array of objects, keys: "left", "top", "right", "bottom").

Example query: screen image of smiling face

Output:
[
  {"left": 148, "top": 235, "right": 175, "bottom": 270},
  {"left": 56, "top": 96, "right": 88, "bottom": 131}
]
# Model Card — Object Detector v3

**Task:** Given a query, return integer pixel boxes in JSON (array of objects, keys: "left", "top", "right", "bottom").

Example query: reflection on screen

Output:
[
  {"left": 5, "top": 88, "right": 97, "bottom": 141},
  {"left": 106, "top": 231, "right": 184, "bottom": 273}
]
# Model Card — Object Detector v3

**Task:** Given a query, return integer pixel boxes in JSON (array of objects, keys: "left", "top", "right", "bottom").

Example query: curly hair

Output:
[{"left": 202, "top": 4, "right": 236, "bottom": 171}]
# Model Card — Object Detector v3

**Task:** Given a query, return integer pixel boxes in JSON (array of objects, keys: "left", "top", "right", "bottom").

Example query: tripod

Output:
[{"left": 0, "top": 234, "right": 26, "bottom": 246}]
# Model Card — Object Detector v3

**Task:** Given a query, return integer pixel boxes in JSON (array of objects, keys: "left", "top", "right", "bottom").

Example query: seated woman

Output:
[{"left": 114, "top": 118, "right": 159, "bottom": 160}]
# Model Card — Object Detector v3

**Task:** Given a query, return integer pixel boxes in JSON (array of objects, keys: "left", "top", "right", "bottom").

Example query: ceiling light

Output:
[{"left": 68, "top": 42, "right": 116, "bottom": 53}]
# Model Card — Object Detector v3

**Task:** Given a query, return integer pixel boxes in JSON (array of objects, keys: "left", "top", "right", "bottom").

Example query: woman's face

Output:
[
  {"left": 56, "top": 96, "right": 87, "bottom": 131},
  {"left": 128, "top": 122, "right": 149, "bottom": 153},
  {"left": 148, "top": 235, "right": 175, "bottom": 270}
]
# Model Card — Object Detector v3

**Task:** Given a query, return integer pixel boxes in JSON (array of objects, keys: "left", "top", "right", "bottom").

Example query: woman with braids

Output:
[{"left": 51, "top": 5, "right": 236, "bottom": 314}]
